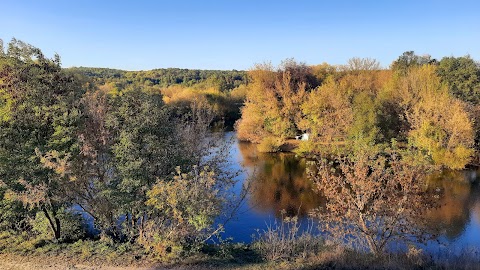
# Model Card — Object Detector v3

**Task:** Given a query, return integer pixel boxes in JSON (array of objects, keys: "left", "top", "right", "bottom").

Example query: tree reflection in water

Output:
[
  {"left": 310, "top": 154, "right": 440, "bottom": 254},
  {"left": 425, "top": 170, "right": 480, "bottom": 240},
  {"left": 236, "top": 138, "right": 480, "bottom": 251},
  {"left": 237, "top": 141, "right": 324, "bottom": 218}
]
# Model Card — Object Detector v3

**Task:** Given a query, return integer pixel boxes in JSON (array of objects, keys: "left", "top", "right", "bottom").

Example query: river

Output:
[{"left": 220, "top": 132, "right": 480, "bottom": 256}]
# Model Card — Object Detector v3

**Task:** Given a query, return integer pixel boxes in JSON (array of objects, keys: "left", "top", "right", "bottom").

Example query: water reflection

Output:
[
  {"left": 425, "top": 170, "right": 480, "bottom": 241},
  {"left": 237, "top": 141, "right": 323, "bottom": 218},
  {"left": 228, "top": 133, "right": 480, "bottom": 251}
]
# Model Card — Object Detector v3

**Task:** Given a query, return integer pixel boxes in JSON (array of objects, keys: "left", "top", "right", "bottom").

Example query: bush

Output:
[
  {"left": 294, "top": 140, "right": 315, "bottom": 156},
  {"left": 252, "top": 212, "right": 323, "bottom": 262},
  {"left": 257, "top": 137, "right": 283, "bottom": 153},
  {"left": 141, "top": 166, "right": 226, "bottom": 259},
  {"left": 0, "top": 199, "right": 30, "bottom": 232},
  {"left": 31, "top": 208, "right": 86, "bottom": 242}
]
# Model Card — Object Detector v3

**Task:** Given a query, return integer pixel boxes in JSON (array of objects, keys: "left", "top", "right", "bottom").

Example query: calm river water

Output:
[{"left": 221, "top": 132, "right": 480, "bottom": 255}]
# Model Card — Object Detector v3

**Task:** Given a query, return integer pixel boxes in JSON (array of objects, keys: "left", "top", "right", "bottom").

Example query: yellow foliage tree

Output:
[
  {"left": 300, "top": 59, "right": 388, "bottom": 152},
  {"left": 400, "top": 66, "right": 474, "bottom": 169},
  {"left": 236, "top": 60, "right": 310, "bottom": 144},
  {"left": 300, "top": 78, "right": 353, "bottom": 144}
]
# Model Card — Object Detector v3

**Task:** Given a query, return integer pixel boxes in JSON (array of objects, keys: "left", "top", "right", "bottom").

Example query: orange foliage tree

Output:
[
  {"left": 311, "top": 152, "right": 438, "bottom": 254},
  {"left": 236, "top": 59, "right": 316, "bottom": 146}
]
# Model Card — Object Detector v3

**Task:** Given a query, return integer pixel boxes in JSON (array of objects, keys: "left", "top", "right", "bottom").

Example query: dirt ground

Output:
[
  {"left": 0, "top": 254, "right": 159, "bottom": 270},
  {"left": 0, "top": 254, "right": 241, "bottom": 270}
]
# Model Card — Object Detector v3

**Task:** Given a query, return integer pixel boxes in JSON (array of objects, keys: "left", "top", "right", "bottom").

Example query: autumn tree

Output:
[
  {"left": 435, "top": 56, "right": 480, "bottom": 151},
  {"left": 396, "top": 65, "right": 474, "bottom": 169},
  {"left": 236, "top": 59, "right": 318, "bottom": 150},
  {"left": 299, "top": 58, "right": 389, "bottom": 153},
  {"left": 348, "top": 92, "right": 380, "bottom": 146},
  {"left": 310, "top": 63, "right": 337, "bottom": 85},
  {"left": 311, "top": 152, "right": 438, "bottom": 254},
  {"left": 342, "top": 57, "right": 381, "bottom": 72},
  {"left": 299, "top": 77, "right": 353, "bottom": 145}
]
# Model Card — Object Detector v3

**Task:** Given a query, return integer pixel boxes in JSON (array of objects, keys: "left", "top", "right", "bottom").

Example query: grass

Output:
[
  {"left": 1, "top": 229, "right": 480, "bottom": 269},
  {"left": 251, "top": 214, "right": 323, "bottom": 262},
  {"left": 0, "top": 231, "right": 150, "bottom": 267}
]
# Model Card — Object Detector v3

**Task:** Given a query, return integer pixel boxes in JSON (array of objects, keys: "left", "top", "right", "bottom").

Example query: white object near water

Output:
[{"left": 295, "top": 133, "right": 310, "bottom": 141}]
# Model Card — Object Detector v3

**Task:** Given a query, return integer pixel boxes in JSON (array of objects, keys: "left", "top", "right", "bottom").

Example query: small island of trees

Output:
[{"left": 236, "top": 54, "right": 479, "bottom": 170}]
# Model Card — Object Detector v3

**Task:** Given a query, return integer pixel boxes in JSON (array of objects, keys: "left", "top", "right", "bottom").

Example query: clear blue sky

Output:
[{"left": 1, "top": 0, "right": 479, "bottom": 70}]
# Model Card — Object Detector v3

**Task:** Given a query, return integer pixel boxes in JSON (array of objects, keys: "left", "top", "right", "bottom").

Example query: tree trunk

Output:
[
  {"left": 42, "top": 207, "right": 61, "bottom": 240},
  {"left": 359, "top": 214, "right": 378, "bottom": 254},
  {"left": 54, "top": 216, "right": 61, "bottom": 239}
]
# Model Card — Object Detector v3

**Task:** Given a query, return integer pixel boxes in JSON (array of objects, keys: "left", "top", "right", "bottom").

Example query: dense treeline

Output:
[
  {"left": 236, "top": 54, "right": 480, "bottom": 169},
  {"left": 69, "top": 66, "right": 248, "bottom": 128},
  {"left": 0, "top": 39, "right": 234, "bottom": 257},
  {"left": 69, "top": 66, "right": 246, "bottom": 90}
]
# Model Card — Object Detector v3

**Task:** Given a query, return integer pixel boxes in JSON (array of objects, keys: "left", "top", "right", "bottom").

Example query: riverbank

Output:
[
  {"left": 2, "top": 236, "right": 480, "bottom": 270},
  {"left": 0, "top": 254, "right": 153, "bottom": 270},
  {"left": 2, "top": 248, "right": 479, "bottom": 270}
]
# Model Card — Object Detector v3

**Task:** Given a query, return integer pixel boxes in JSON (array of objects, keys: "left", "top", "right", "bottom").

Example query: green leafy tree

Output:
[
  {"left": 391, "top": 51, "right": 435, "bottom": 75},
  {"left": 106, "top": 90, "right": 192, "bottom": 236},
  {"left": 141, "top": 166, "right": 224, "bottom": 256},
  {"left": 348, "top": 92, "right": 380, "bottom": 146},
  {"left": 0, "top": 39, "right": 85, "bottom": 239},
  {"left": 436, "top": 56, "right": 480, "bottom": 104}
]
